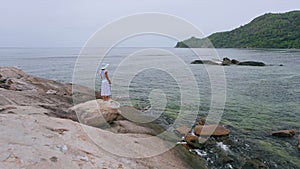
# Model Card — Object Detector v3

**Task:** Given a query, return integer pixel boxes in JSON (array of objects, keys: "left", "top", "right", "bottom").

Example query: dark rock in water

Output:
[
  {"left": 279, "top": 64, "right": 284, "bottom": 66},
  {"left": 238, "top": 61, "right": 266, "bottom": 66},
  {"left": 181, "top": 143, "right": 192, "bottom": 150},
  {"left": 185, "top": 134, "right": 201, "bottom": 148},
  {"left": 221, "top": 57, "right": 231, "bottom": 65},
  {"left": 218, "top": 136, "right": 236, "bottom": 147},
  {"left": 298, "top": 134, "right": 300, "bottom": 150},
  {"left": 173, "top": 145, "right": 208, "bottom": 169},
  {"left": 204, "top": 137, "right": 217, "bottom": 146},
  {"left": 185, "top": 136, "right": 217, "bottom": 148},
  {"left": 241, "top": 158, "right": 268, "bottom": 169},
  {"left": 194, "top": 125, "right": 230, "bottom": 136},
  {"left": 191, "top": 60, "right": 219, "bottom": 65},
  {"left": 231, "top": 59, "right": 240, "bottom": 64},
  {"left": 217, "top": 151, "right": 234, "bottom": 164},
  {"left": 271, "top": 129, "right": 296, "bottom": 137},
  {"left": 191, "top": 60, "right": 204, "bottom": 64},
  {"left": 209, "top": 146, "right": 234, "bottom": 166},
  {"left": 242, "top": 129, "right": 251, "bottom": 135},
  {"left": 221, "top": 57, "right": 240, "bottom": 65},
  {"left": 191, "top": 58, "right": 266, "bottom": 66},
  {"left": 196, "top": 118, "right": 206, "bottom": 125}
]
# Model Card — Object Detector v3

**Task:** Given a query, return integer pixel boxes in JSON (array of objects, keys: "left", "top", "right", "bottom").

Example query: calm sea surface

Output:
[{"left": 0, "top": 47, "right": 299, "bottom": 168}]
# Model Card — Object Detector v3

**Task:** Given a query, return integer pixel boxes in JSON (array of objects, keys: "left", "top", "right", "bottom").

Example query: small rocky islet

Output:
[
  {"left": 191, "top": 57, "right": 267, "bottom": 66},
  {"left": 0, "top": 67, "right": 299, "bottom": 169}
]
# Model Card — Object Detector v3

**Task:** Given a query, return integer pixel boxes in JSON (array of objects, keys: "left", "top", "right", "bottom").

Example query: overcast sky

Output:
[{"left": 0, "top": 0, "right": 299, "bottom": 47}]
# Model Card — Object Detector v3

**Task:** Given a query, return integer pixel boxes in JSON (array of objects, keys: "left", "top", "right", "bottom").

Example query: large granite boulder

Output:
[
  {"left": 68, "top": 99, "right": 120, "bottom": 127},
  {"left": 194, "top": 125, "right": 230, "bottom": 136}
]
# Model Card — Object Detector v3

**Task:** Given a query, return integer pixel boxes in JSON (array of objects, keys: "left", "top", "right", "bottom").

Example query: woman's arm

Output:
[{"left": 105, "top": 72, "right": 111, "bottom": 84}]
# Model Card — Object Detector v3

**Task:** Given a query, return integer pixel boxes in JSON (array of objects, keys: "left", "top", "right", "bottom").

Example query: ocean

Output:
[{"left": 0, "top": 47, "right": 299, "bottom": 168}]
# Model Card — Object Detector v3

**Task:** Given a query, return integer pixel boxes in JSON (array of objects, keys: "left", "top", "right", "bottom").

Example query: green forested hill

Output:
[{"left": 175, "top": 11, "right": 300, "bottom": 48}]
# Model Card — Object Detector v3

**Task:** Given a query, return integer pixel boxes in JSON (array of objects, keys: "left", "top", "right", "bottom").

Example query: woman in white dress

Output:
[{"left": 100, "top": 63, "right": 111, "bottom": 101}]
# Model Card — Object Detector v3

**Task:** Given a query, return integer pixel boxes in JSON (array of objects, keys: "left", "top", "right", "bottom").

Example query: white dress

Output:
[{"left": 101, "top": 69, "right": 111, "bottom": 96}]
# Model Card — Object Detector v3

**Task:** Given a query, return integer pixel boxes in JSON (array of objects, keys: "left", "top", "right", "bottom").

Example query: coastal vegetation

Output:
[{"left": 175, "top": 10, "right": 300, "bottom": 49}]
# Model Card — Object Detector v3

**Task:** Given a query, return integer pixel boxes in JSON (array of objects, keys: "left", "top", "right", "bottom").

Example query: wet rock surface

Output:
[
  {"left": 194, "top": 125, "right": 231, "bottom": 136},
  {"left": 185, "top": 135, "right": 201, "bottom": 149},
  {"left": 238, "top": 61, "right": 266, "bottom": 66},
  {"left": 271, "top": 129, "right": 296, "bottom": 137},
  {"left": 298, "top": 135, "right": 300, "bottom": 150},
  {"left": 176, "top": 121, "right": 300, "bottom": 169},
  {"left": 241, "top": 158, "right": 268, "bottom": 169}
]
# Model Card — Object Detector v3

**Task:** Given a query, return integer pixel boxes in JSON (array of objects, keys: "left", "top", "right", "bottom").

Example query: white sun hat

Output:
[{"left": 101, "top": 63, "right": 109, "bottom": 69}]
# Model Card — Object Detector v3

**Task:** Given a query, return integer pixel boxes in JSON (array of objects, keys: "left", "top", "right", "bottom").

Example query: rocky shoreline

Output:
[
  {"left": 173, "top": 118, "right": 300, "bottom": 169},
  {"left": 0, "top": 67, "right": 205, "bottom": 169},
  {"left": 1, "top": 67, "right": 299, "bottom": 169}
]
